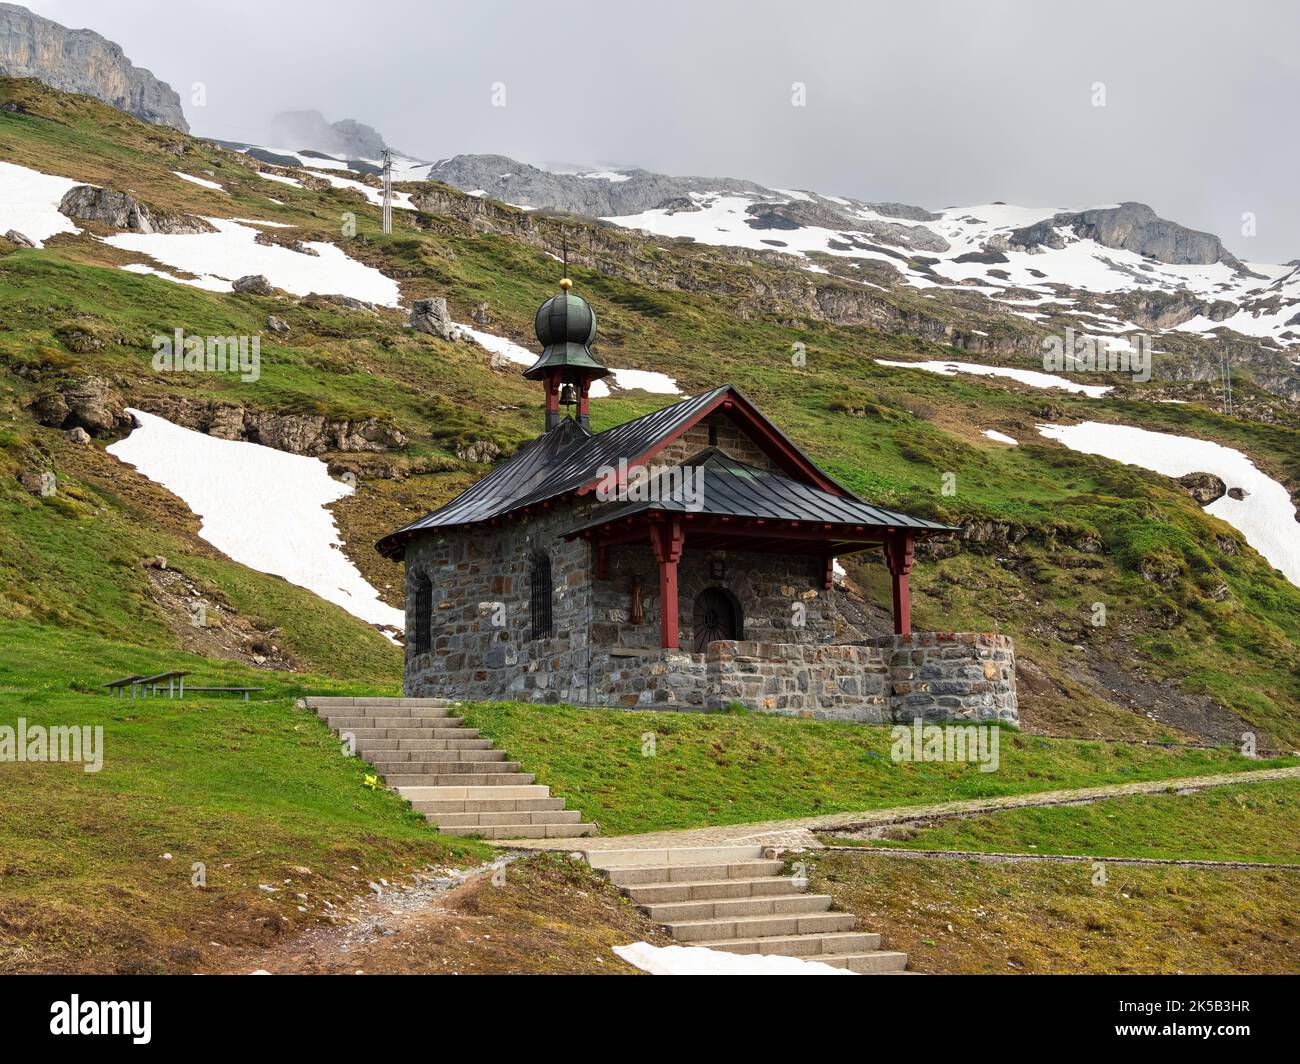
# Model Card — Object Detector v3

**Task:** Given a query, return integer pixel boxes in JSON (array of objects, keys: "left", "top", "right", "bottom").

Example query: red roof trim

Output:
[{"left": 574, "top": 386, "right": 848, "bottom": 500}]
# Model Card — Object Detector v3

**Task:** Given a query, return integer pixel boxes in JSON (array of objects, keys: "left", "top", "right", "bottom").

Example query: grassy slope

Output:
[
  {"left": 457, "top": 701, "right": 1293, "bottom": 835},
  {"left": 0, "top": 618, "right": 489, "bottom": 974},
  {"left": 2, "top": 78, "right": 1297, "bottom": 745},
  {"left": 836, "top": 778, "right": 1300, "bottom": 864},
  {"left": 0, "top": 78, "right": 1297, "bottom": 972},
  {"left": 801, "top": 851, "right": 1298, "bottom": 974}
]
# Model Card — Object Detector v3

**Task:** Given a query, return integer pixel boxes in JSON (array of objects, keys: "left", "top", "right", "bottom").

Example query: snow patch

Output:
[
  {"left": 1037, "top": 421, "right": 1300, "bottom": 587},
  {"left": 173, "top": 171, "right": 226, "bottom": 193},
  {"left": 0, "top": 160, "right": 82, "bottom": 246},
  {"left": 876, "top": 358, "right": 1112, "bottom": 397},
  {"left": 614, "top": 941, "right": 854, "bottom": 975},
  {"left": 105, "top": 218, "right": 401, "bottom": 306},
  {"left": 107, "top": 410, "right": 404, "bottom": 632},
  {"left": 982, "top": 430, "right": 1018, "bottom": 445},
  {"left": 456, "top": 325, "right": 680, "bottom": 395}
]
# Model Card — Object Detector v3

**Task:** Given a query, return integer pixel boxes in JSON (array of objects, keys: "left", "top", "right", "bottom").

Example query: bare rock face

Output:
[
  {"left": 1178, "top": 471, "right": 1227, "bottom": 506},
  {"left": 138, "top": 396, "right": 408, "bottom": 455},
  {"left": 456, "top": 440, "right": 502, "bottom": 464},
  {"left": 1009, "top": 202, "right": 1240, "bottom": 268},
  {"left": 58, "top": 186, "right": 213, "bottom": 235},
  {"left": 3, "top": 228, "right": 34, "bottom": 247},
  {"left": 29, "top": 375, "right": 133, "bottom": 436},
  {"left": 0, "top": 3, "right": 189, "bottom": 131},
  {"left": 269, "top": 110, "right": 386, "bottom": 158},
  {"left": 410, "top": 297, "right": 460, "bottom": 340},
  {"left": 265, "top": 314, "right": 290, "bottom": 334},
  {"left": 232, "top": 274, "right": 274, "bottom": 296}
]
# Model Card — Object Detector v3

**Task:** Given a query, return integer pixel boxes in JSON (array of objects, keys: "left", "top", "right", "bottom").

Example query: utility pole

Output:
[
  {"left": 381, "top": 148, "right": 393, "bottom": 235},
  {"left": 1221, "top": 350, "right": 1234, "bottom": 418}
]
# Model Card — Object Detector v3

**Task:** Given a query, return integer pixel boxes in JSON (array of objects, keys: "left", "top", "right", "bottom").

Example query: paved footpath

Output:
[{"left": 498, "top": 765, "right": 1300, "bottom": 852}]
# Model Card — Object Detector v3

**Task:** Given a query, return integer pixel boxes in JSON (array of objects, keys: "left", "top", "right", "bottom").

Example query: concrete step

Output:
[
  {"left": 433, "top": 810, "right": 583, "bottom": 828},
  {"left": 409, "top": 797, "right": 566, "bottom": 815},
  {"left": 369, "top": 760, "right": 522, "bottom": 775},
  {"left": 361, "top": 748, "right": 506, "bottom": 764},
  {"left": 397, "top": 784, "right": 550, "bottom": 801},
  {"left": 326, "top": 714, "right": 453, "bottom": 730},
  {"left": 438, "top": 822, "right": 597, "bottom": 840},
  {"left": 815, "top": 951, "right": 910, "bottom": 974},
  {"left": 355, "top": 738, "right": 492, "bottom": 752},
  {"left": 604, "top": 860, "right": 785, "bottom": 887},
  {"left": 625, "top": 877, "right": 804, "bottom": 905},
  {"left": 695, "top": 930, "right": 880, "bottom": 958},
  {"left": 585, "top": 845, "right": 764, "bottom": 870},
  {"left": 664, "top": 910, "right": 857, "bottom": 943},
  {"left": 644, "top": 893, "right": 832, "bottom": 923},
  {"left": 337, "top": 726, "right": 474, "bottom": 740},
  {"left": 305, "top": 697, "right": 453, "bottom": 709},
  {"left": 318, "top": 704, "right": 458, "bottom": 719},
  {"left": 383, "top": 772, "right": 535, "bottom": 787}
]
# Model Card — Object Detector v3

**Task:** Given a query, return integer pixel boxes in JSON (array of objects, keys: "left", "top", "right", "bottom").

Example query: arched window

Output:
[
  {"left": 692, "top": 587, "right": 742, "bottom": 652},
  {"left": 411, "top": 572, "right": 433, "bottom": 654},
  {"left": 529, "top": 553, "right": 554, "bottom": 640}
]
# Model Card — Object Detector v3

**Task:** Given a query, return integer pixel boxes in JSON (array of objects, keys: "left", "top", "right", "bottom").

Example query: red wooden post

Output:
[
  {"left": 885, "top": 531, "right": 915, "bottom": 636},
  {"left": 544, "top": 373, "right": 561, "bottom": 430},
  {"left": 821, "top": 555, "right": 835, "bottom": 590},
  {"left": 652, "top": 518, "right": 685, "bottom": 648},
  {"left": 578, "top": 380, "right": 591, "bottom": 428}
]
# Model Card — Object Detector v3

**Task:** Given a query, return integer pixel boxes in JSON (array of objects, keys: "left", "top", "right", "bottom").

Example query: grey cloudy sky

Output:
[{"left": 26, "top": 0, "right": 1300, "bottom": 260}]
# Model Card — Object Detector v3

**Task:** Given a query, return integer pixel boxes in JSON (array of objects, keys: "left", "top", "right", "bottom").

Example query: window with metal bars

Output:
[
  {"left": 529, "top": 553, "right": 554, "bottom": 640},
  {"left": 411, "top": 572, "right": 433, "bottom": 654}
]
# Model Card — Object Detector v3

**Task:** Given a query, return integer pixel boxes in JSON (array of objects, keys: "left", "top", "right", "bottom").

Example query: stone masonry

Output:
[{"left": 403, "top": 495, "right": 1019, "bottom": 724}]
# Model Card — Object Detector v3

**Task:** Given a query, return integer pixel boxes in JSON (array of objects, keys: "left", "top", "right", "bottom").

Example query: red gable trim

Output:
[{"left": 575, "top": 386, "right": 850, "bottom": 499}]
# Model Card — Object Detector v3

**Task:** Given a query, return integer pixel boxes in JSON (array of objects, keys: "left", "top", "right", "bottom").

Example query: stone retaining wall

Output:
[
  {"left": 860, "top": 632, "right": 1018, "bottom": 723},
  {"left": 705, "top": 640, "right": 889, "bottom": 722}
]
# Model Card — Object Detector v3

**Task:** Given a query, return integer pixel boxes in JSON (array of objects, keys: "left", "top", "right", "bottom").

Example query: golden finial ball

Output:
[{"left": 559, "top": 277, "right": 573, "bottom": 291}]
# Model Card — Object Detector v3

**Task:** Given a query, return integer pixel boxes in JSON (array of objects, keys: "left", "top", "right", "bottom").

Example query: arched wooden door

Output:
[{"left": 692, "top": 587, "right": 741, "bottom": 652}]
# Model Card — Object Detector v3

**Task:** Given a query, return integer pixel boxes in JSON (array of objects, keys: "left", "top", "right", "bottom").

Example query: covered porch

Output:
[{"left": 566, "top": 448, "right": 956, "bottom": 649}]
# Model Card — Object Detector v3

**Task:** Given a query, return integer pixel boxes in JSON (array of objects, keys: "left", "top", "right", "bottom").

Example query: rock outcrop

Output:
[
  {"left": 1008, "top": 202, "right": 1241, "bottom": 268},
  {"left": 0, "top": 2, "right": 188, "bottom": 131},
  {"left": 425, "top": 153, "right": 939, "bottom": 231},
  {"left": 28, "top": 375, "right": 132, "bottom": 436},
  {"left": 58, "top": 186, "right": 213, "bottom": 235},
  {"left": 232, "top": 274, "right": 274, "bottom": 296},
  {"left": 1178, "top": 472, "right": 1227, "bottom": 506},
  {"left": 269, "top": 109, "right": 386, "bottom": 158},
  {"left": 409, "top": 297, "right": 463, "bottom": 340},
  {"left": 137, "top": 396, "right": 408, "bottom": 455}
]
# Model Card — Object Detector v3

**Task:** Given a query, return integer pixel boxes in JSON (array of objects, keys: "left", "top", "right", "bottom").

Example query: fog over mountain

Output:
[{"left": 20, "top": 0, "right": 1300, "bottom": 262}]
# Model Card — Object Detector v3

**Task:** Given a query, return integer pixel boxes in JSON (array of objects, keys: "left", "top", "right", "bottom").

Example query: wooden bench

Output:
[
  {"left": 182, "top": 686, "right": 264, "bottom": 702},
  {"left": 101, "top": 673, "right": 260, "bottom": 700},
  {"left": 103, "top": 675, "right": 145, "bottom": 697},
  {"left": 130, "top": 671, "right": 191, "bottom": 698}
]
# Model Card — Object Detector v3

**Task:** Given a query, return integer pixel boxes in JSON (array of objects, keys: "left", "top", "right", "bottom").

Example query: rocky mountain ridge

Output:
[
  {"left": 0, "top": 2, "right": 188, "bottom": 130},
  {"left": 269, "top": 109, "right": 387, "bottom": 159}
]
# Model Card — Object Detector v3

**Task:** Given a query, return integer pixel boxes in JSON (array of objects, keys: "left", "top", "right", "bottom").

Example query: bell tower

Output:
[{"left": 523, "top": 277, "right": 610, "bottom": 432}]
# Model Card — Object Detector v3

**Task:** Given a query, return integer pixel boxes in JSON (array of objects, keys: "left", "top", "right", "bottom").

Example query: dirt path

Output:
[
  {"left": 212, "top": 852, "right": 666, "bottom": 975},
  {"left": 501, "top": 764, "right": 1300, "bottom": 852},
  {"left": 818, "top": 847, "right": 1300, "bottom": 869}
]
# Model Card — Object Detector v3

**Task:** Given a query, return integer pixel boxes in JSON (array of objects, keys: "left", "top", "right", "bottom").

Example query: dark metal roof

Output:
[
  {"left": 375, "top": 387, "right": 732, "bottom": 557},
  {"left": 523, "top": 289, "right": 610, "bottom": 380},
  {"left": 566, "top": 449, "right": 957, "bottom": 537},
  {"left": 375, "top": 384, "right": 951, "bottom": 559}
]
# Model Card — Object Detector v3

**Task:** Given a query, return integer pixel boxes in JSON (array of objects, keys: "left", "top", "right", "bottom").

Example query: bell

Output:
[{"left": 559, "top": 383, "right": 578, "bottom": 408}]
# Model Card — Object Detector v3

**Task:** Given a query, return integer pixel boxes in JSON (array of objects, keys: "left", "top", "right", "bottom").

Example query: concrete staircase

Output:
[
  {"left": 585, "top": 844, "right": 907, "bottom": 973},
  {"left": 305, "top": 697, "right": 597, "bottom": 840}
]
